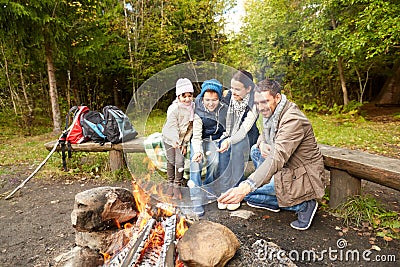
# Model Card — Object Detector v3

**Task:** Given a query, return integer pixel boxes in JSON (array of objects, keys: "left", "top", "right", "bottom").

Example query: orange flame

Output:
[
  {"left": 132, "top": 181, "right": 150, "bottom": 214},
  {"left": 124, "top": 222, "right": 133, "bottom": 229},
  {"left": 176, "top": 216, "right": 188, "bottom": 239},
  {"left": 101, "top": 252, "right": 111, "bottom": 263},
  {"left": 113, "top": 218, "right": 121, "bottom": 229},
  {"left": 142, "top": 156, "right": 156, "bottom": 172},
  {"left": 136, "top": 222, "right": 165, "bottom": 264}
]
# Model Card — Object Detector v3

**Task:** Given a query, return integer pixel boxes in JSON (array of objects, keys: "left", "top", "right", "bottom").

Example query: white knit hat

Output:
[{"left": 175, "top": 78, "right": 194, "bottom": 96}]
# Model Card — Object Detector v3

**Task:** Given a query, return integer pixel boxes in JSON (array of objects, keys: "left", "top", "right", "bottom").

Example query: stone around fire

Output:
[{"left": 177, "top": 220, "right": 240, "bottom": 267}]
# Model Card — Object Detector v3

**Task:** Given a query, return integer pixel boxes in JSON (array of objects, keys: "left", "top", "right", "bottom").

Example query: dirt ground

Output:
[{"left": 0, "top": 165, "right": 399, "bottom": 267}]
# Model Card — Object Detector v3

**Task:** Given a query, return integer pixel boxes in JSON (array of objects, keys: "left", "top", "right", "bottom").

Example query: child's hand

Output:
[
  {"left": 172, "top": 142, "right": 179, "bottom": 148},
  {"left": 180, "top": 146, "right": 187, "bottom": 155},
  {"left": 192, "top": 152, "right": 203, "bottom": 162}
]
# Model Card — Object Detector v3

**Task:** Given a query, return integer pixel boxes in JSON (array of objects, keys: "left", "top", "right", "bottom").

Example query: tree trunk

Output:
[
  {"left": 1, "top": 41, "right": 19, "bottom": 115},
  {"left": 337, "top": 56, "right": 349, "bottom": 106},
  {"left": 123, "top": 0, "right": 138, "bottom": 107},
  {"left": 331, "top": 17, "right": 349, "bottom": 106},
  {"left": 113, "top": 80, "right": 121, "bottom": 107},
  {"left": 45, "top": 39, "right": 62, "bottom": 133},
  {"left": 376, "top": 63, "right": 400, "bottom": 106}
]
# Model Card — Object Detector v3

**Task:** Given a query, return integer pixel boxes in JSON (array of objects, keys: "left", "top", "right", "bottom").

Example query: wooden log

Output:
[
  {"left": 109, "top": 150, "right": 125, "bottom": 171},
  {"left": 319, "top": 144, "right": 400, "bottom": 191},
  {"left": 329, "top": 169, "right": 361, "bottom": 208}
]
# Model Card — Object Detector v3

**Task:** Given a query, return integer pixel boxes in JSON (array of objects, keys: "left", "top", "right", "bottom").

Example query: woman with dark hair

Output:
[{"left": 216, "top": 70, "right": 260, "bottom": 210}]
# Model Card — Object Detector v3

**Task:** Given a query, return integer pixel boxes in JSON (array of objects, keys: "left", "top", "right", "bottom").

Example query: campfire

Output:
[
  {"left": 58, "top": 170, "right": 240, "bottom": 267},
  {"left": 101, "top": 182, "right": 188, "bottom": 267}
]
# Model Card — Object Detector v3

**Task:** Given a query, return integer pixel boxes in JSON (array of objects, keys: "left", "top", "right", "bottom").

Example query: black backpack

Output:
[
  {"left": 80, "top": 111, "right": 107, "bottom": 144},
  {"left": 103, "top": 105, "right": 138, "bottom": 144}
]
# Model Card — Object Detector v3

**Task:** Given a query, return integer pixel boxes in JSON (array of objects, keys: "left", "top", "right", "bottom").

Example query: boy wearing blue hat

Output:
[{"left": 189, "top": 79, "right": 229, "bottom": 216}]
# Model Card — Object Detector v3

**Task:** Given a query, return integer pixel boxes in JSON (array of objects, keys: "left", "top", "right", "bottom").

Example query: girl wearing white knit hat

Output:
[{"left": 162, "top": 78, "right": 195, "bottom": 199}]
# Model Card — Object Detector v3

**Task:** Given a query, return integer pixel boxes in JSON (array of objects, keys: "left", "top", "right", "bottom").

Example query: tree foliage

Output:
[
  {"left": 0, "top": 0, "right": 230, "bottom": 132},
  {"left": 1, "top": 0, "right": 399, "bottom": 133},
  {"left": 241, "top": 0, "right": 400, "bottom": 107}
]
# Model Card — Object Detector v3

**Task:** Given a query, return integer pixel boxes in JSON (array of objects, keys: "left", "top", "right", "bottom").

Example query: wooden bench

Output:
[
  {"left": 44, "top": 140, "right": 400, "bottom": 208},
  {"left": 319, "top": 144, "right": 400, "bottom": 208},
  {"left": 44, "top": 137, "right": 146, "bottom": 171}
]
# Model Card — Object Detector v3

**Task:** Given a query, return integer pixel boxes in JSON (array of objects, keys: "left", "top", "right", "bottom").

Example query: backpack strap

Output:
[
  {"left": 67, "top": 142, "right": 72, "bottom": 158},
  {"left": 58, "top": 131, "right": 68, "bottom": 171}
]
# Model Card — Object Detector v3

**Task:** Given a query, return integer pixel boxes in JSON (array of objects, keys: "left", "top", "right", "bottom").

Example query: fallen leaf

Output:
[
  {"left": 335, "top": 226, "right": 341, "bottom": 231},
  {"left": 230, "top": 210, "right": 255, "bottom": 219},
  {"left": 262, "top": 215, "right": 270, "bottom": 219},
  {"left": 371, "top": 245, "right": 381, "bottom": 251},
  {"left": 383, "top": 236, "right": 393, "bottom": 242}
]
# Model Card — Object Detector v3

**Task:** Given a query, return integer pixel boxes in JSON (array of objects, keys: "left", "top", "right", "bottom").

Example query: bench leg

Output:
[
  {"left": 329, "top": 168, "right": 361, "bottom": 208},
  {"left": 109, "top": 150, "right": 125, "bottom": 171}
]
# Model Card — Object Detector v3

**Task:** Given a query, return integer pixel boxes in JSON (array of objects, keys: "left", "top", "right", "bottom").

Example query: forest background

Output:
[{"left": 0, "top": 0, "right": 399, "bottom": 135}]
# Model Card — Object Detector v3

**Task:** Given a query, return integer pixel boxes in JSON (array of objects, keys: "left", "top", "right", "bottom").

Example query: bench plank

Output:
[
  {"left": 44, "top": 137, "right": 146, "bottom": 153},
  {"left": 44, "top": 138, "right": 146, "bottom": 172},
  {"left": 319, "top": 144, "right": 400, "bottom": 191}
]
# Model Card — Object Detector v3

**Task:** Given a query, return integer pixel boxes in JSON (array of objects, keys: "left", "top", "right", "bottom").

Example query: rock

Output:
[
  {"left": 75, "top": 230, "right": 115, "bottom": 252},
  {"left": 71, "top": 187, "right": 137, "bottom": 232},
  {"left": 177, "top": 220, "right": 240, "bottom": 267},
  {"left": 54, "top": 246, "right": 103, "bottom": 267}
]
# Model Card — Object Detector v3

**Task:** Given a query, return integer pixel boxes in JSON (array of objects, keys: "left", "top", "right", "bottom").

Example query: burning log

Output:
[
  {"left": 105, "top": 218, "right": 156, "bottom": 267},
  {"left": 105, "top": 214, "right": 179, "bottom": 267},
  {"left": 156, "top": 214, "right": 176, "bottom": 267},
  {"left": 72, "top": 187, "right": 137, "bottom": 232}
]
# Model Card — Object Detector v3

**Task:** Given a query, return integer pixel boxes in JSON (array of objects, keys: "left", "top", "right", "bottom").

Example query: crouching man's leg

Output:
[{"left": 244, "top": 177, "right": 318, "bottom": 230}]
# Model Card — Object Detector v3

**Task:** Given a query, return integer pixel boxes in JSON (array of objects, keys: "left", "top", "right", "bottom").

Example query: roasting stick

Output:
[
  {"left": 5, "top": 139, "right": 60, "bottom": 200},
  {"left": 187, "top": 180, "right": 218, "bottom": 198},
  {"left": 177, "top": 150, "right": 213, "bottom": 173}
]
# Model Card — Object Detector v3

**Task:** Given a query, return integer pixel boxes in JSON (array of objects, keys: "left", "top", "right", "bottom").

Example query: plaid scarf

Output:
[
  {"left": 225, "top": 93, "right": 250, "bottom": 136},
  {"left": 263, "top": 94, "right": 287, "bottom": 145}
]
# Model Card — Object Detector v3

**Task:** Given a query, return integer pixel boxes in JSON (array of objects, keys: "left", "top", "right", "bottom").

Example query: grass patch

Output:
[
  {"left": 308, "top": 113, "right": 400, "bottom": 158},
  {"left": 331, "top": 195, "right": 400, "bottom": 240}
]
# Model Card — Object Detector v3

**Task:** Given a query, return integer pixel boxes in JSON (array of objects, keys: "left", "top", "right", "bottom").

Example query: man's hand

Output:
[
  {"left": 217, "top": 182, "right": 251, "bottom": 204},
  {"left": 192, "top": 152, "right": 203, "bottom": 162},
  {"left": 260, "top": 142, "right": 271, "bottom": 158},
  {"left": 216, "top": 138, "right": 230, "bottom": 153}
]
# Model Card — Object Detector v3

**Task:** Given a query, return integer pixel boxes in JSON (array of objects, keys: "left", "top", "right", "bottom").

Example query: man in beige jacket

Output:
[{"left": 218, "top": 79, "right": 326, "bottom": 230}]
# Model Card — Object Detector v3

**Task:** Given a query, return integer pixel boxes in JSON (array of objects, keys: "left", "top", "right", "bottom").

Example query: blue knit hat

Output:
[{"left": 200, "top": 79, "right": 223, "bottom": 99}]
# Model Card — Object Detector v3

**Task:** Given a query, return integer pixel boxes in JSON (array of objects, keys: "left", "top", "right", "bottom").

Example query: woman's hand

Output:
[
  {"left": 192, "top": 152, "right": 203, "bottom": 162},
  {"left": 217, "top": 138, "right": 230, "bottom": 153}
]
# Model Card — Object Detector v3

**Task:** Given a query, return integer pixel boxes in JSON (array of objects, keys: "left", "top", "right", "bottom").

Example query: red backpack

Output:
[
  {"left": 59, "top": 106, "right": 89, "bottom": 170},
  {"left": 65, "top": 106, "right": 90, "bottom": 144}
]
